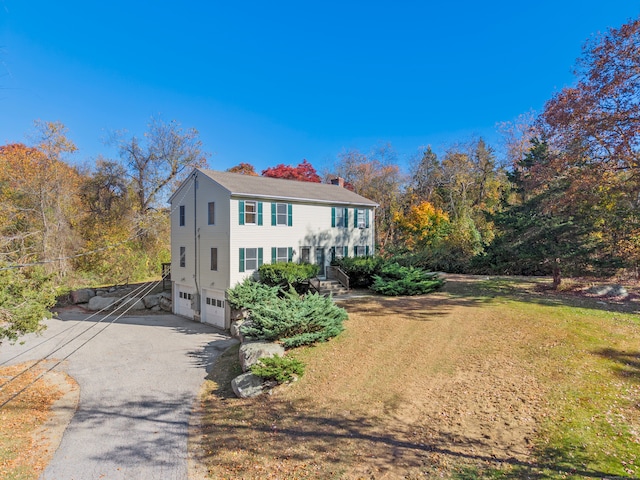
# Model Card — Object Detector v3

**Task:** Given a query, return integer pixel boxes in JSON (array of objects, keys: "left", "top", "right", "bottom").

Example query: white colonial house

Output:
[{"left": 168, "top": 168, "right": 378, "bottom": 329}]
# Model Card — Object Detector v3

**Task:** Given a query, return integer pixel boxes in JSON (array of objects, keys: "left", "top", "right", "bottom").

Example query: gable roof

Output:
[{"left": 196, "top": 169, "right": 379, "bottom": 207}]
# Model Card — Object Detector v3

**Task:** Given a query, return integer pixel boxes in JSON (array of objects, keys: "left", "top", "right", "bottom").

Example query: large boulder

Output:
[
  {"left": 87, "top": 296, "right": 117, "bottom": 311},
  {"left": 587, "top": 284, "right": 629, "bottom": 298},
  {"left": 159, "top": 295, "right": 172, "bottom": 312},
  {"left": 126, "top": 298, "right": 146, "bottom": 310},
  {"left": 231, "top": 372, "right": 264, "bottom": 398},
  {"left": 239, "top": 341, "right": 285, "bottom": 373},
  {"left": 142, "top": 294, "right": 160, "bottom": 309},
  {"left": 70, "top": 288, "right": 95, "bottom": 304}
]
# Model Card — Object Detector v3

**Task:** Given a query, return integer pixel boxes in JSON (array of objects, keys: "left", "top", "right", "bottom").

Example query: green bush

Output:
[
  {"left": 258, "top": 262, "right": 319, "bottom": 292},
  {"left": 331, "top": 256, "right": 383, "bottom": 288},
  {"left": 240, "top": 288, "right": 348, "bottom": 348},
  {"left": 370, "top": 263, "right": 444, "bottom": 296},
  {"left": 250, "top": 355, "right": 305, "bottom": 383},
  {"left": 226, "top": 278, "right": 280, "bottom": 310},
  {"left": 0, "top": 265, "right": 58, "bottom": 343}
]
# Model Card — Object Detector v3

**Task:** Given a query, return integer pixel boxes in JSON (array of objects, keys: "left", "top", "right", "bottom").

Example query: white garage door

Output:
[
  {"left": 175, "top": 285, "right": 195, "bottom": 319},
  {"left": 202, "top": 290, "right": 226, "bottom": 329}
]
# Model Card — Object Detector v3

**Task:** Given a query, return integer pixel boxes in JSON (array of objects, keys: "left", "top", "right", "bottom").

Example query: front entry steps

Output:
[{"left": 318, "top": 279, "right": 349, "bottom": 296}]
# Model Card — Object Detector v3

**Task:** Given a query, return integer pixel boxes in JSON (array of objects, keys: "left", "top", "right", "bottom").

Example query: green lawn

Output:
[{"left": 199, "top": 276, "right": 640, "bottom": 479}]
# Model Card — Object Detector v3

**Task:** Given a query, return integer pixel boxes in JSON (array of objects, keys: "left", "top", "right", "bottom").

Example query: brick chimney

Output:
[{"left": 330, "top": 177, "right": 345, "bottom": 188}]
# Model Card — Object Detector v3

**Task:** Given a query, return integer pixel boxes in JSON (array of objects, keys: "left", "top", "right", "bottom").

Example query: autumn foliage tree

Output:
[
  {"left": 0, "top": 121, "right": 81, "bottom": 341},
  {"left": 334, "top": 146, "right": 402, "bottom": 250},
  {"left": 0, "top": 122, "right": 82, "bottom": 274},
  {"left": 404, "top": 139, "right": 508, "bottom": 270},
  {"left": 261, "top": 159, "right": 321, "bottom": 182},
  {"left": 227, "top": 162, "right": 259, "bottom": 176},
  {"left": 477, "top": 137, "right": 606, "bottom": 286},
  {"left": 538, "top": 16, "right": 640, "bottom": 273},
  {"left": 394, "top": 202, "right": 450, "bottom": 252}
]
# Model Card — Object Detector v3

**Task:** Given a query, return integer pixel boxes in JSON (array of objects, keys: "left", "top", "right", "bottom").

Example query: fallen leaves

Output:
[{"left": 0, "top": 362, "right": 64, "bottom": 479}]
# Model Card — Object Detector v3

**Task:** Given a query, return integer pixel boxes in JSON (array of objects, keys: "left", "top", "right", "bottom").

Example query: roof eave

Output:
[{"left": 229, "top": 192, "right": 378, "bottom": 207}]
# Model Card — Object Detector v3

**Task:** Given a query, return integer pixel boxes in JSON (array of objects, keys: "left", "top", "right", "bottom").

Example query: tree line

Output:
[{"left": 1, "top": 15, "right": 638, "bottom": 341}]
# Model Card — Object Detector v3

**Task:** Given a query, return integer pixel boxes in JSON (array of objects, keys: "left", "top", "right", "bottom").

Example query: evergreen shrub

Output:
[
  {"left": 258, "top": 262, "right": 319, "bottom": 291},
  {"left": 226, "top": 278, "right": 279, "bottom": 310},
  {"left": 331, "top": 256, "right": 383, "bottom": 288},
  {"left": 250, "top": 355, "right": 305, "bottom": 383},
  {"left": 370, "top": 263, "right": 444, "bottom": 296},
  {"left": 239, "top": 288, "right": 347, "bottom": 348}
]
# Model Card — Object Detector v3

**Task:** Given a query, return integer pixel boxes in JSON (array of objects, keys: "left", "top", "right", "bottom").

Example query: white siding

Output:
[
  {"left": 193, "top": 176, "right": 232, "bottom": 293},
  {"left": 170, "top": 173, "right": 232, "bottom": 326},
  {"left": 228, "top": 198, "right": 375, "bottom": 286},
  {"left": 171, "top": 169, "right": 376, "bottom": 329},
  {"left": 170, "top": 176, "right": 197, "bottom": 294}
]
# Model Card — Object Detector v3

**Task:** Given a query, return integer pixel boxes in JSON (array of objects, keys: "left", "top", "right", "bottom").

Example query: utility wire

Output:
[
  {"left": 0, "top": 277, "right": 165, "bottom": 391},
  {"left": 0, "top": 278, "right": 164, "bottom": 409},
  {"left": 0, "top": 278, "right": 155, "bottom": 369}
]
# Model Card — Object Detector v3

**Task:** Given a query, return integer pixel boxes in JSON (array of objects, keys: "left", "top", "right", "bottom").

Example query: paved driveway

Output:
[{"left": 0, "top": 310, "right": 237, "bottom": 480}]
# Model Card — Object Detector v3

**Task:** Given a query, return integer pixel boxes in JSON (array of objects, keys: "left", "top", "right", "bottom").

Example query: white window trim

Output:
[
  {"left": 245, "top": 247, "right": 258, "bottom": 271},
  {"left": 357, "top": 208, "right": 366, "bottom": 228},
  {"left": 276, "top": 203, "right": 288, "bottom": 226},
  {"left": 179, "top": 246, "right": 186, "bottom": 267},
  {"left": 245, "top": 201, "right": 257, "bottom": 225},
  {"left": 276, "top": 247, "right": 288, "bottom": 263}
]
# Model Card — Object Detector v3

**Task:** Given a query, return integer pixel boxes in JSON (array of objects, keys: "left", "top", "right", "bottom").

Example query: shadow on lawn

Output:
[
  {"left": 201, "top": 346, "right": 636, "bottom": 480},
  {"left": 197, "top": 393, "right": 637, "bottom": 479},
  {"left": 339, "top": 291, "right": 490, "bottom": 321},
  {"left": 594, "top": 348, "right": 640, "bottom": 383},
  {"left": 338, "top": 274, "right": 640, "bottom": 322},
  {"left": 443, "top": 275, "right": 640, "bottom": 315}
]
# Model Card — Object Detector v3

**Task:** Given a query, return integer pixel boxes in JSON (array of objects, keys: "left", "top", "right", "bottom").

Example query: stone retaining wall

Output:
[{"left": 68, "top": 286, "right": 173, "bottom": 313}]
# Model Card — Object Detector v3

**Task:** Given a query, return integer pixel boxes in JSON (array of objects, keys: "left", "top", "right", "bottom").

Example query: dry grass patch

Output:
[
  {"left": 0, "top": 362, "right": 73, "bottom": 480},
  {"left": 198, "top": 277, "right": 640, "bottom": 479}
]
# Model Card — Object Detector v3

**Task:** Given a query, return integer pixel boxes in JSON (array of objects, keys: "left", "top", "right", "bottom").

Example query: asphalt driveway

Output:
[{"left": 0, "top": 309, "right": 237, "bottom": 480}]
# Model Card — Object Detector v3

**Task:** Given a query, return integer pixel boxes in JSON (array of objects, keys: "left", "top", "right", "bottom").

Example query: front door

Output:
[{"left": 315, "top": 247, "right": 326, "bottom": 277}]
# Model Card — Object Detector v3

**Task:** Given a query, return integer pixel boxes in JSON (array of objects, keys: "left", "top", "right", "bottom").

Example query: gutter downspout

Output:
[
  {"left": 373, "top": 206, "right": 377, "bottom": 256},
  {"left": 193, "top": 172, "right": 201, "bottom": 318}
]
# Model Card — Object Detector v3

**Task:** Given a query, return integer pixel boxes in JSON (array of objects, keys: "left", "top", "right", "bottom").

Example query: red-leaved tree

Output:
[{"left": 261, "top": 159, "right": 321, "bottom": 182}]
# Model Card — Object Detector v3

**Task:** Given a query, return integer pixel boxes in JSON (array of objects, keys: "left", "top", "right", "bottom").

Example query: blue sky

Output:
[{"left": 1, "top": 1, "right": 639, "bottom": 174}]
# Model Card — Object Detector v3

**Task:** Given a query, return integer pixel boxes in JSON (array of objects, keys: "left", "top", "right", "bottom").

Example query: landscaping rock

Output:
[
  {"left": 239, "top": 341, "right": 285, "bottom": 373},
  {"left": 230, "top": 319, "right": 251, "bottom": 342},
  {"left": 70, "top": 288, "right": 95, "bottom": 304},
  {"left": 126, "top": 298, "right": 146, "bottom": 310},
  {"left": 587, "top": 284, "right": 628, "bottom": 298},
  {"left": 87, "top": 296, "right": 117, "bottom": 311},
  {"left": 230, "top": 307, "right": 250, "bottom": 321},
  {"left": 142, "top": 294, "right": 160, "bottom": 309},
  {"left": 231, "top": 372, "right": 264, "bottom": 398},
  {"left": 159, "top": 296, "right": 172, "bottom": 312}
]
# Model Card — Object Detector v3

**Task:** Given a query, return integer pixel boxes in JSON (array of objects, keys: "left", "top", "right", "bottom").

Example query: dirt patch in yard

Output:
[{"left": 197, "top": 275, "right": 640, "bottom": 478}]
